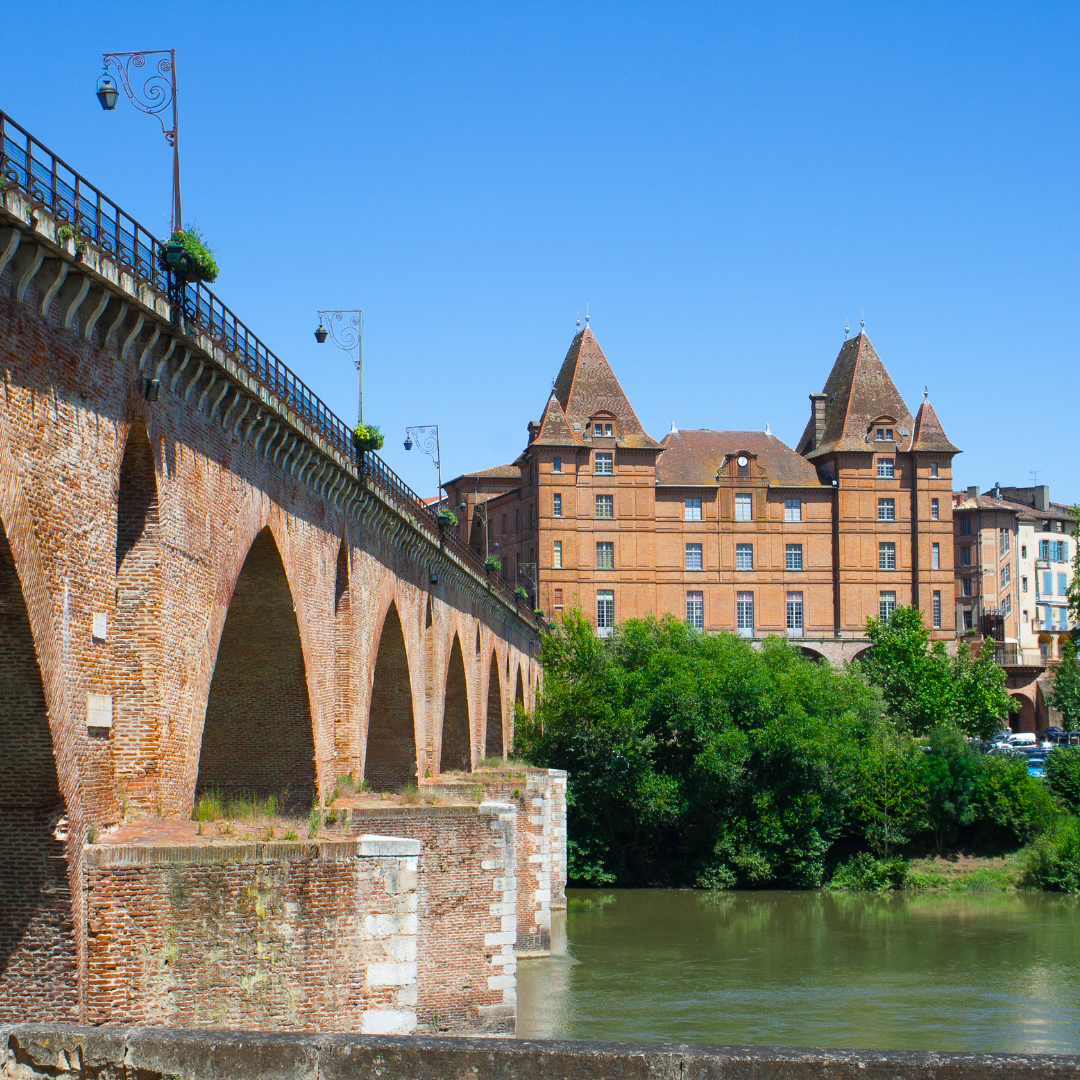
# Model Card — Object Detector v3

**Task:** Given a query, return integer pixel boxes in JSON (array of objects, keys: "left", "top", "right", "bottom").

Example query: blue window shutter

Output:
[{"left": 1059, "top": 573, "right": 1067, "bottom": 596}]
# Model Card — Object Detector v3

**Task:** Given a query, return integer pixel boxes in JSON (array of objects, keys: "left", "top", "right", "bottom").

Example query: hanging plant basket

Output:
[
  {"left": 514, "top": 586, "right": 528, "bottom": 602},
  {"left": 351, "top": 423, "right": 384, "bottom": 452},
  {"left": 157, "top": 227, "right": 219, "bottom": 283},
  {"left": 484, "top": 555, "right": 502, "bottom": 575},
  {"left": 437, "top": 508, "right": 458, "bottom": 530}
]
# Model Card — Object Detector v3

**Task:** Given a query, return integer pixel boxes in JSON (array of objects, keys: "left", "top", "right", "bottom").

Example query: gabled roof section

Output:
[
  {"left": 798, "top": 333, "right": 914, "bottom": 459},
  {"left": 530, "top": 393, "right": 582, "bottom": 447},
  {"left": 657, "top": 429, "right": 826, "bottom": 488},
  {"left": 911, "top": 399, "right": 960, "bottom": 454},
  {"left": 552, "top": 328, "right": 661, "bottom": 450}
]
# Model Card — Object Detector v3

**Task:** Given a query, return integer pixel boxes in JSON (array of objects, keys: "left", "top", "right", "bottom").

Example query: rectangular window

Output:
[
  {"left": 930, "top": 462, "right": 939, "bottom": 478},
  {"left": 552, "top": 457, "right": 561, "bottom": 473},
  {"left": 933, "top": 590, "right": 942, "bottom": 629},
  {"left": 1002, "top": 594, "right": 1011, "bottom": 618},
  {"left": 877, "top": 458, "right": 895, "bottom": 478},
  {"left": 962, "top": 577, "right": 972, "bottom": 597},
  {"left": 875, "top": 428, "right": 894, "bottom": 442},
  {"left": 878, "top": 498, "right": 896, "bottom": 521},
  {"left": 784, "top": 498, "right": 802, "bottom": 522},
  {"left": 685, "top": 543, "right": 703, "bottom": 570},
  {"left": 684, "top": 497, "right": 702, "bottom": 521},
  {"left": 554, "top": 588, "right": 563, "bottom": 608},
  {"left": 1059, "top": 572, "right": 1068, "bottom": 596},
  {"left": 735, "top": 493, "right": 753, "bottom": 521},
  {"left": 879, "top": 591, "right": 897, "bottom": 620},
  {"left": 879, "top": 542, "right": 896, "bottom": 570},
  {"left": 596, "top": 541, "right": 614, "bottom": 569},
  {"left": 1001, "top": 564, "right": 1010, "bottom": 588},
  {"left": 785, "top": 543, "right": 803, "bottom": 570},
  {"left": 1021, "top": 545, "right": 1027, "bottom": 559},
  {"left": 596, "top": 590, "right": 614, "bottom": 635},
  {"left": 1040, "top": 539, "right": 1049, "bottom": 560},
  {"left": 1000, "top": 528, "right": 1010, "bottom": 556},
  {"left": 932, "top": 542, "right": 940, "bottom": 570},
  {"left": 1022, "top": 576, "right": 1028, "bottom": 593},
  {"left": 1057, "top": 541, "right": 1067, "bottom": 562},
  {"left": 553, "top": 492, "right": 562, "bottom": 517},
  {"left": 594, "top": 452, "right": 613, "bottom": 475},
  {"left": 595, "top": 494, "right": 614, "bottom": 519},
  {"left": 736, "top": 543, "right": 754, "bottom": 570},
  {"left": 960, "top": 546, "right": 972, "bottom": 566},
  {"left": 686, "top": 591, "right": 704, "bottom": 630},
  {"left": 786, "top": 592, "right": 804, "bottom": 636},
  {"left": 960, "top": 516, "right": 971, "bottom": 536},
  {"left": 604, "top": 423, "right": 612, "bottom": 436},
  {"left": 553, "top": 540, "right": 562, "bottom": 569},
  {"left": 736, "top": 592, "right": 754, "bottom": 636},
  {"left": 963, "top": 609, "right": 974, "bottom": 632},
  {"left": 931, "top": 498, "right": 939, "bottom": 520}
]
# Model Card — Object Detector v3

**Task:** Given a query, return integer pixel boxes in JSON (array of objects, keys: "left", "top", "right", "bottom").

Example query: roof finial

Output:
[
  {"left": 576, "top": 311, "right": 580, "bottom": 329},
  {"left": 765, "top": 422, "right": 772, "bottom": 436},
  {"left": 844, "top": 322, "right": 850, "bottom": 340},
  {"left": 923, "top": 382, "right": 928, "bottom": 402},
  {"left": 585, "top": 302, "right": 590, "bottom": 328},
  {"left": 860, "top": 309, "right": 865, "bottom": 332}
]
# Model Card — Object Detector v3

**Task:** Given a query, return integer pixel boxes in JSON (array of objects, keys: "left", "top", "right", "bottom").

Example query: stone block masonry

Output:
[{"left": 84, "top": 835, "right": 420, "bottom": 1034}]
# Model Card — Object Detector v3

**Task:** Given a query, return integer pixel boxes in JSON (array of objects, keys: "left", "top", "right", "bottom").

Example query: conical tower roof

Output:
[
  {"left": 911, "top": 398, "right": 960, "bottom": 453},
  {"left": 551, "top": 328, "right": 661, "bottom": 450},
  {"left": 531, "top": 393, "right": 582, "bottom": 446},
  {"left": 798, "top": 333, "right": 914, "bottom": 458}
]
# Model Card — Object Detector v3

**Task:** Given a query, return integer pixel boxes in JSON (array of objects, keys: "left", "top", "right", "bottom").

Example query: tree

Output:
[
  {"left": 857, "top": 605, "right": 1017, "bottom": 738},
  {"left": 1049, "top": 637, "right": 1080, "bottom": 730},
  {"left": 1066, "top": 506, "right": 1080, "bottom": 627},
  {"left": 853, "top": 728, "right": 927, "bottom": 857}
]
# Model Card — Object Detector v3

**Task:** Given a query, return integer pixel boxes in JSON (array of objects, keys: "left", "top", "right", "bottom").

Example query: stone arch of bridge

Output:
[
  {"left": 192, "top": 512, "right": 319, "bottom": 810},
  {"left": 112, "top": 416, "right": 164, "bottom": 812},
  {"left": 364, "top": 598, "right": 419, "bottom": 792},
  {"left": 485, "top": 648, "right": 505, "bottom": 760},
  {"left": 515, "top": 664, "right": 526, "bottom": 713},
  {"left": 0, "top": 442, "right": 81, "bottom": 1019},
  {"left": 440, "top": 632, "right": 473, "bottom": 773}
]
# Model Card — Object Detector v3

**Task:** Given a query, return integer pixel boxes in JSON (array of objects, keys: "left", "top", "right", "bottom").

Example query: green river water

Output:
[{"left": 515, "top": 889, "right": 1080, "bottom": 1053}]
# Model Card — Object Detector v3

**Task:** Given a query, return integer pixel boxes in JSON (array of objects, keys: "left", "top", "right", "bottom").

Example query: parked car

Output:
[
  {"left": 1005, "top": 732, "right": 1038, "bottom": 749},
  {"left": 1026, "top": 755, "right": 1047, "bottom": 778}
]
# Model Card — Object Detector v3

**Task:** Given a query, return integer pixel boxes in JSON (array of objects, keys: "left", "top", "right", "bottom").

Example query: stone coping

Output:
[{"left": 3, "top": 1025, "right": 1078, "bottom": 1080}]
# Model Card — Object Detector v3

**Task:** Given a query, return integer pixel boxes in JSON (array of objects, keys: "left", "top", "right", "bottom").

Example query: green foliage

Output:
[
  {"left": 853, "top": 728, "right": 926, "bottom": 856},
  {"left": 193, "top": 789, "right": 223, "bottom": 822},
  {"left": 352, "top": 423, "right": 384, "bottom": 450},
  {"left": 857, "top": 605, "right": 1016, "bottom": 738},
  {"left": 514, "top": 585, "right": 529, "bottom": 601},
  {"left": 971, "top": 752, "right": 1057, "bottom": 847},
  {"left": 484, "top": 555, "right": 502, "bottom": 574},
  {"left": 1020, "top": 816, "right": 1080, "bottom": 892},
  {"left": 1065, "top": 507, "right": 1080, "bottom": 627},
  {"left": 56, "top": 223, "right": 75, "bottom": 243},
  {"left": 1045, "top": 746, "right": 1080, "bottom": 812},
  {"left": 158, "top": 226, "right": 219, "bottom": 282},
  {"left": 437, "top": 508, "right": 458, "bottom": 528},
  {"left": 308, "top": 803, "right": 321, "bottom": 838},
  {"left": 920, "top": 724, "right": 981, "bottom": 852},
  {"left": 1049, "top": 636, "right": 1080, "bottom": 729},
  {"left": 828, "top": 852, "right": 908, "bottom": 891}
]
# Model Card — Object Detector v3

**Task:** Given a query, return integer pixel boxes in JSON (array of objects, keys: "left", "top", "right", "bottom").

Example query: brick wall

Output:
[
  {"left": 484, "top": 656, "right": 504, "bottom": 758},
  {"left": 440, "top": 637, "right": 472, "bottom": 772},
  {"left": 197, "top": 529, "right": 317, "bottom": 804},
  {"left": 345, "top": 803, "right": 516, "bottom": 1033},
  {"left": 365, "top": 604, "right": 418, "bottom": 792},
  {"left": 84, "top": 836, "right": 420, "bottom": 1033}
]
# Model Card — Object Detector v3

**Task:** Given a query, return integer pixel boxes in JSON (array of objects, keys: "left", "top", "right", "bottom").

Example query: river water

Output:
[{"left": 516, "top": 889, "right": 1080, "bottom": 1054}]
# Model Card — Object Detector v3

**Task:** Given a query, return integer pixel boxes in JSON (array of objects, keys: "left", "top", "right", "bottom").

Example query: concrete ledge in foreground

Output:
[{"left": 3, "top": 1024, "right": 1079, "bottom": 1080}]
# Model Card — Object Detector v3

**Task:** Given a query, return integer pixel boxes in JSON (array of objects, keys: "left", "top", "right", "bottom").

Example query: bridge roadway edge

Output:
[{"left": 2, "top": 1024, "right": 1077, "bottom": 1079}]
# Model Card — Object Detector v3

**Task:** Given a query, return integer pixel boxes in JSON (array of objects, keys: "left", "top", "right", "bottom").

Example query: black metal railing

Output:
[{"left": 0, "top": 110, "right": 526, "bottom": 615}]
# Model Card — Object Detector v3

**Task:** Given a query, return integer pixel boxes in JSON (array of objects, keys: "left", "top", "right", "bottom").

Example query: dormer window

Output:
[
  {"left": 593, "top": 422, "right": 613, "bottom": 437},
  {"left": 875, "top": 427, "right": 894, "bottom": 442},
  {"left": 737, "top": 455, "right": 750, "bottom": 477}
]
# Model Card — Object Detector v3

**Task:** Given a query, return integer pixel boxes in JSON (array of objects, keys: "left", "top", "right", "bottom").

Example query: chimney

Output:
[
  {"left": 966, "top": 486, "right": 979, "bottom": 500},
  {"left": 1033, "top": 485, "right": 1049, "bottom": 511},
  {"left": 809, "top": 394, "right": 827, "bottom": 449},
  {"left": 994, "top": 482, "right": 1002, "bottom": 499}
]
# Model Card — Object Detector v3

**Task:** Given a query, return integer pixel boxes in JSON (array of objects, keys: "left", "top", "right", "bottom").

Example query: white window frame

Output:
[
  {"left": 553, "top": 492, "right": 562, "bottom": 517},
  {"left": 594, "top": 452, "right": 613, "bottom": 475},
  {"left": 932, "top": 542, "right": 940, "bottom": 570},
  {"left": 686, "top": 591, "right": 704, "bottom": 630},
  {"left": 595, "top": 494, "right": 614, "bottom": 519},
  {"left": 736, "top": 591, "right": 754, "bottom": 637},
  {"left": 784, "top": 498, "right": 802, "bottom": 522},
  {"left": 553, "top": 540, "right": 562, "bottom": 569},
  {"left": 879, "top": 542, "right": 896, "bottom": 570},
  {"left": 596, "top": 590, "right": 614, "bottom": 636},
  {"left": 931, "top": 498, "right": 939, "bottom": 520},
  {"left": 735, "top": 493, "right": 753, "bottom": 521},
  {"left": 785, "top": 544, "right": 803, "bottom": 571},
  {"left": 877, "top": 458, "right": 895, "bottom": 478},
  {"left": 878, "top": 498, "right": 896, "bottom": 521},
  {"left": 879, "top": 591, "right": 897, "bottom": 620},
  {"left": 932, "top": 590, "right": 941, "bottom": 628},
  {"left": 786, "top": 592, "right": 804, "bottom": 637},
  {"left": 684, "top": 497, "right": 702, "bottom": 521},
  {"left": 596, "top": 541, "right": 614, "bottom": 570},
  {"left": 735, "top": 543, "right": 754, "bottom": 571},
  {"left": 685, "top": 543, "right": 703, "bottom": 570}
]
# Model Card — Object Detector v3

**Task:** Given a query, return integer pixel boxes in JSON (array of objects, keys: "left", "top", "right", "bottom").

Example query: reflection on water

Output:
[{"left": 516, "top": 889, "right": 1080, "bottom": 1053}]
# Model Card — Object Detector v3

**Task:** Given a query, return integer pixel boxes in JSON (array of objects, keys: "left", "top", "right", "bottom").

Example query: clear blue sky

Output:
[{"left": 5, "top": 3, "right": 1078, "bottom": 501}]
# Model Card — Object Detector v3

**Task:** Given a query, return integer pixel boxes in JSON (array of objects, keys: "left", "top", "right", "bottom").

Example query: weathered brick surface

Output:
[
  {"left": 0, "top": 191, "right": 539, "bottom": 1022},
  {"left": 84, "top": 838, "right": 418, "bottom": 1033}
]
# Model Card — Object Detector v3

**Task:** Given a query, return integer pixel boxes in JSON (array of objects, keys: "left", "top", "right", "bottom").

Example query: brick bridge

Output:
[{"left": 0, "top": 112, "right": 542, "bottom": 1025}]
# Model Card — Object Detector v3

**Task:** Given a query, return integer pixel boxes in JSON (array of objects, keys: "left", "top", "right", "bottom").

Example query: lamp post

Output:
[
  {"left": 404, "top": 425, "right": 441, "bottom": 505},
  {"left": 314, "top": 310, "right": 363, "bottom": 425},
  {"left": 97, "top": 50, "right": 181, "bottom": 233}
]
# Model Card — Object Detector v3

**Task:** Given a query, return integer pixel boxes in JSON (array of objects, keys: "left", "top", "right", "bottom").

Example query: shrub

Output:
[
  {"left": 157, "top": 227, "right": 218, "bottom": 282},
  {"left": 1045, "top": 746, "right": 1080, "bottom": 812},
  {"left": 828, "top": 852, "right": 908, "bottom": 891},
  {"left": 1020, "top": 816, "right": 1080, "bottom": 892},
  {"left": 973, "top": 752, "right": 1057, "bottom": 847}
]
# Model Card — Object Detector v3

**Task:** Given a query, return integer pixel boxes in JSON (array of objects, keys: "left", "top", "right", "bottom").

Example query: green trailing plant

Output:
[
  {"left": 56, "top": 223, "right": 75, "bottom": 243},
  {"left": 157, "top": 226, "right": 219, "bottom": 282},
  {"left": 514, "top": 585, "right": 529, "bottom": 601},
  {"left": 485, "top": 555, "right": 502, "bottom": 574},
  {"left": 352, "top": 423, "right": 385, "bottom": 451},
  {"left": 437, "top": 508, "right": 458, "bottom": 529}
]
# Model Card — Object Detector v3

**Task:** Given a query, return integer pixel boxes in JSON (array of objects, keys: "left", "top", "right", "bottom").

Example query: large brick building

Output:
[{"left": 445, "top": 327, "right": 959, "bottom": 652}]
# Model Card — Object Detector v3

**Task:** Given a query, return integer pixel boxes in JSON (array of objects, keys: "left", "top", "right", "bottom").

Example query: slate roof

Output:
[
  {"left": 911, "top": 399, "right": 960, "bottom": 453},
  {"left": 551, "top": 328, "right": 662, "bottom": 450},
  {"left": 798, "top": 333, "right": 915, "bottom": 458},
  {"left": 530, "top": 394, "right": 583, "bottom": 447},
  {"left": 657, "top": 429, "right": 826, "bottom": 488}
]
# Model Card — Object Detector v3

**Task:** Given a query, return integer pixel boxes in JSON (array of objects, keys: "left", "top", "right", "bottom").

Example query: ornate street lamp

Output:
[
  {"left": 96, "top": 50, "right": 182, "bottom": 233},
  {"left": 404, "top": 425, "right": 441, "bottom": 504},
  {"left": 314, "top": 310, "right": 362, "bottom": 424}
]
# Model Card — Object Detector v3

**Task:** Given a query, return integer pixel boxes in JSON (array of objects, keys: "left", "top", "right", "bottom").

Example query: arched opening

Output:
[
  {"left": 1011, "top": 694, "right": 1036, "bottom": 734},
  {"left": 515, "top": 667, "right": 525, "bottom": 709},
  {"left": 485, "top": 655, "right": 504, "bottom": 759},
  {"left": 0, "top": 521, "right": 76, "bottom": 1019},
  {"left": 333, "top": 541, "right": 349, "bottom": 615},
  {"left": 475, "top": 624, "right": 481, "bottom": 654},
  {"left": 800, "top": 647, "right": 826, "bottom": 663},
  {"left": 851, "top": 647, "right": 872, "bottom": 664},
  {"left": 114, "top": 418, "right": 162, "bottom": 808},
  {"left": 440, "top": 635, "right": 471, "bottom": 773},
  {"left": 197, "top": 528, "right": 316, "bottom": 806},
  {"left": 365, "top": 603, "right": 417, "bottom": 791}
]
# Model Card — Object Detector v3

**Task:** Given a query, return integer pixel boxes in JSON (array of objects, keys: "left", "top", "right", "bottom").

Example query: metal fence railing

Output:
[{"left": 0, "top": 110, "right": 526, "bottom": 615}]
